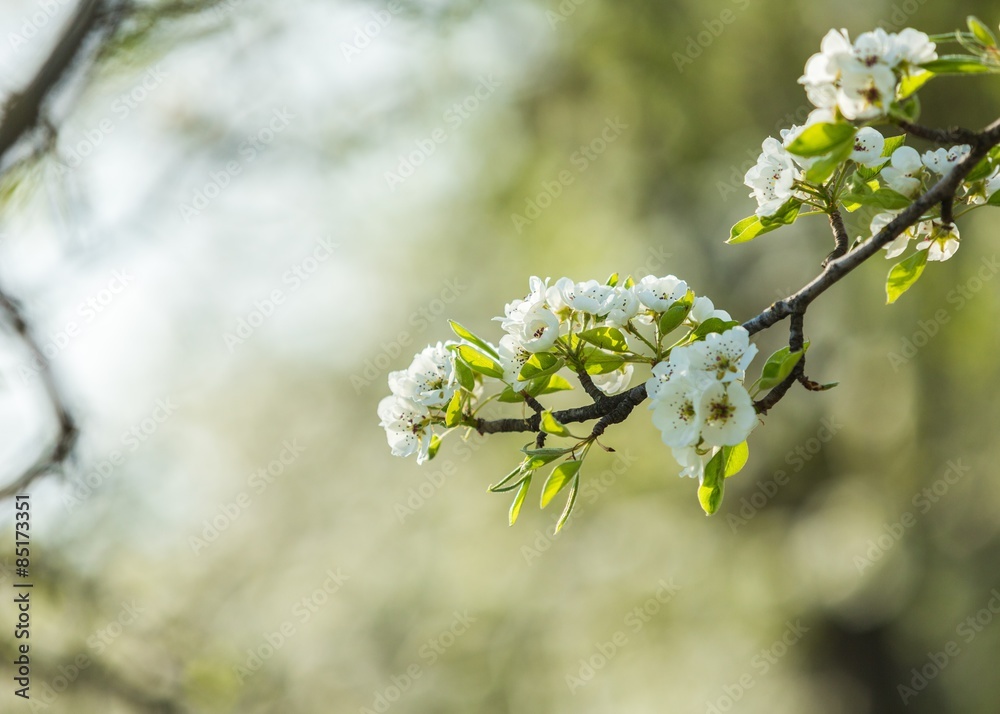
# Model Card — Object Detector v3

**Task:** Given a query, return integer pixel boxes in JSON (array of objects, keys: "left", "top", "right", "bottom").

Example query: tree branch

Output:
[
  {"left": 822, "top": 208, "right": 850, "bottom": 266},
  {"left": 894, "top": 118, "right": 979, "bottom": 145},
  {"left": 474, "top": 116, "right": 1000, "bottom": 437}
]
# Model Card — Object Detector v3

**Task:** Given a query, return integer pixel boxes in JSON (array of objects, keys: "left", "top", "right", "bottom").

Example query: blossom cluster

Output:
[
  {"left": 378, "top": 342, "right": 457, "bottom": 464},
  {"left": 799, "top": 27, "right": 937, "bottom": 120},
  {"left": 645, "top": 327, "right": 758, "bottom": 481},
  {"left": 378, "top": 274, "right": 759, "bottom": 490}
]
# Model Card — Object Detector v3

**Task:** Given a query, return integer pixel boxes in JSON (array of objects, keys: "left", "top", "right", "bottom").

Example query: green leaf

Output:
[
  {"left": 508, "top": 476, "right": 531, "bottom": 526},
  {"left": 541, "top": 460, "right": 583, "bottom": 508},
  {"left": 968, "top": 17, "right": 997, "bottom": 47},
  {"left": 519, "top": 352, "right": 563, "bottom": 381},
  {"left": 897, "top": 70, "right": 935, "bottom": 99},
  {"left": 886, "top": 250, "right": 929, "bottom": 304},
  {"left": 553, "top": 475, "right": 580, "bottom": 534},
  {"left": 804, "top": 138, "right": 854, "bottom": 184},
  {"left": 539, "top": 410, "right": 571, "bottom": 438},
  {"left": 427, "top": 434, "right": 442, "bottom": 461},
  {"left": 456, "top": 344, "right": 505, "bottom": 380},
  {"left": 579, "top": 327, "right": 629, "bottom": 352},
  {"left": 841, "top": 187, "right": 911, "bottom": 211},
  {"left": 721, "top": 442, "right": 750, "bottom": 478},
  {"left": 856, "top": 161, "right": 890, "bottom": 181},
  {"left": 889, "top": 94, "right": 921, "bottom": 123},
  {"left": 525, "top": 450, "right": 566, "bottom": 470},
  {"left": 881, "top": 134, "right": 907, "bottom": 157},
  {"left": 966, "top": 157, "right": 994, "bottom": 182},
  {"left": 449, "top": 321, "right": 499, "bottom": 359},
  {"left": 454, "top": 358, "right": 475, "bottom": 392},
  {"left": 757, "top": 342, "right": 809, "bottom": 391},
  {"left": 444, "top": 391, "right": 463, "bottom": 427},
  {"left": 583, "top": 350, "right": 626, "bottom": 375},
  {"left": 698, "top": 452, "right": 726, "bottom": 515},
  {"left": 921, "top": 55, "right": 995, "bottom": 74},
  {"left": 605, "top": 272, "right": 619, "bottom": 287},
  {"left": 785, "top": 122, "right": 857, "bottom": 158},
  {"left": 658, "top": 294, "right": 695, "bottom": 336},
  {"left": 692, "top": 318, "right": 740, "bottom": 340},
  {"left": 988, "top": 190, "right": 1000, "bottom": 206},
  {"left": 521, "top": 445, "right": 573, "bottom": 458},
  {"left": 489, "top": 462, "right": 527, "bottom": 492},
  {"left": 538, "top": 375, "right": 574, "bottom": 395}
]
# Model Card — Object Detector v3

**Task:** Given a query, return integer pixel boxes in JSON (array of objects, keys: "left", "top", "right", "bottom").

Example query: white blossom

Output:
[
  {"left": 387, "top": 342, "right": 457, "bottom": 407},
  {"left": 602, "top": 286, "right": 641, "bottom": 326},
  {"left": 916, "top": 221, "right": 960, "bottom": 262},
  {"left": 649, "top": 374, "right": 704, "bottom": 448},
  {"left": 881, "top": 146, "right": 923, "bottom": 196},
  {"left": 745, "top": 137, "right": 801, "bottom": 218},
  {"left": 688, "top": 296, "right": 732, "bottom": 326},
  {"left": 378, "top": 395, "right": 433, "bottom": 464},
  {"left": 681, "top": 327, "right": 758, "bottom": 384},
  {"left": 922, "top": 145, "right": 970, "bottom": 175},
  {"left": 634, "top": 274, "right": 688, "bottom": 312},
  {"left": 851, "top": 127, "right": 885, "bottom": 167},
  {"left": 569, "top": 280, "right": 614, "bottom": 314},
  {"left": 497, "top": 334, "right": 530, "bottom": 383},
  {"left": 699, "top": 382, "right": 757, "bottom": 447},
  {"left": 837, "top": 60, "right": 897, "bottom": 120},
  {"left": 671, "top": 446, "right": 710, "bottom": 481},
  {"left": 592, "top": 364, "right": 634, "bottom": 395}
]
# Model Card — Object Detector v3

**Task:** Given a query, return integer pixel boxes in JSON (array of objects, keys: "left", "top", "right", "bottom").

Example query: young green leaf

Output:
[
  {"left": 456, "top": 344, "right": 505, "bottom": 380},
  {"left": 449, "top": 320, "right": 499, "bottom": 359},
  {"left": 698, "top": 453, "right": 726, "bottom": 515},
  {"left": 579, "top": 327, "right": 629, "bottom": 352},
  {"left": 804, "top": 138, "right": 854, "bottom": 184},
  {"left": 538, "top": 375, "right": 574, "bottom": 395},
  {"left": 786, "top": 122, "right": 857, "bottom": 158},
  {"left": 583, "top": 350, "right": 626, "bottom": 375},
  {"left": 721, "top": 442, "right": 749, "bottom": 479},
  {"left": 454, "top": 358, "right": 475, "bottom": 392},
  {"left": 508, "top": 475, "right": 531, "bottom": 526},
  {"left": 519, "top": 352, "right": 563, "bottom": 381},
  {"left": 897, "top": 70, "right": 935, "bottom": 99},
  {"left": 605, "top": 272, "right": 619, "bottom": 287},
  {"left": 541, "top": 460, "right": 583, "bottom": 508},
  {"left": 886, "top": 250, "right": 929, "bottom": 304},
  {"left": 490, "top": 462, "right": 528, "bottom": 492},
  {"left": 427, "top": 434, "right": 442, "bottom": 461},
  {"left": 692, "top": 318, "right": 740, "bottom": 340},
  {"left": 658, "top": 295, "right": 694, "bottom": 337},
  {"left": 881, "top": 134, "right": 907, "bottom": 156},
  {"left": 553, "top": 475, "right": 580, "bottom": 534},
  {"left": 539, "top": 410, "right": 571, "bottom": 438},
  {"left": 444, "top": 391, "right": 463, "bottom": 427},
  {"left": 757, "top": 343, "right": 809, "bottom": 391},
  {"left": 967, "top": 16, "right": 998, "bottom": 47},
  {"left": 921, "top": 55, "right": 994, "bottom": 74}
]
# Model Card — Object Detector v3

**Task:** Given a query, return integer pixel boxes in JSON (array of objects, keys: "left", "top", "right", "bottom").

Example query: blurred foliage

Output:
[{"left": 1, "top": 0, "right": 1000, "bottom": 712}]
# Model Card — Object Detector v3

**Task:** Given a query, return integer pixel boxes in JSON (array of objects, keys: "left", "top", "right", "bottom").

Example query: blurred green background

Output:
[{"left": 1, "top": 0, "right": 1000, "bottom": 712}]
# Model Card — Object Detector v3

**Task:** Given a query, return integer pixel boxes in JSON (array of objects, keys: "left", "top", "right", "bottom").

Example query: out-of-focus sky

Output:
[{"left": 1, "top": 1, "right": 1000, "bottom": 712}]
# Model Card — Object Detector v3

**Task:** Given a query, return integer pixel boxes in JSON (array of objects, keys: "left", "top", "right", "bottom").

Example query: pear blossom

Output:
[
  {"left": 916, "top": 221, "right": 960, "bottom": 262},
  {"left": 837, "top": 60, "right": 897, "bottom": 120},
  {"left": 501, "top": 302, "right": 560, "bottom": 353},
  {"left": 545, "top": 277, "right": 577, "bottom": 315},
  {"left": 592, "top": 364, "right": 634, "bottom": 395},
  {"left": 497, "top": 334, "right": 530, "bottom": 383},
  {"left": 851, "top": 127, "right": 885, "bottom": 167},
  {"left": 891, "top": 28, "right": 938, "bottom": 68},
  {"left": 870, "top": 211, "right": 910, "bottom": 258},
  {"left": 798, "top": 27, "right": 936, "bottom": 120},
  {"left": 645, "top": 360, "right": 677, "bottom": 400},
  {"left": 744, "top": 137, "right": 801, "bottom": 218},
  {"left": 681, "top": 327, "right": 758, "bottom": 384},
  {"left": 922, "top": 145, "right": 970, "bottom": 175},
  {"left": 671, "top": 445, "right": 710, "bottom": 481},
  {"left": 881, "top": 146, "right": 923, "bottom": 196},
  {"left": 378, "top": 395, "right": 433, "bottom": 463},
  {"left": 603, "top": 286, "right": 640, "bottom": 326},
  {"left": 569, "top": 280, "right": 614, "bottom": 314},
  {"left": 688, "top": 296, "right": 732, "bottom": 326},
  {"left": 387, "top": 342, "right": 457, "bottom": 407},
  {"left": 649, "top": 374, "right": 704, "bottom": 448},
  {"left": 634, "top": 274, "right": 688, "bottom": 312},
  {"left": 698, "top": 382, "right": 757, "bottom": 447}
]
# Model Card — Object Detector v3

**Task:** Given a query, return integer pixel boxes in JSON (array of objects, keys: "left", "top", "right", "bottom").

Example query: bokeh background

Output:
[{"left": 1, "top": 0, "right": 1000, "bottom": 712}]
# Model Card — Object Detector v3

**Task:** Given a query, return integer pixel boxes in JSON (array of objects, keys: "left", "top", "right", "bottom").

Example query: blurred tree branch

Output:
[{"left": 0, "top": 0, "right": 238, "bottom": 499}]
